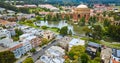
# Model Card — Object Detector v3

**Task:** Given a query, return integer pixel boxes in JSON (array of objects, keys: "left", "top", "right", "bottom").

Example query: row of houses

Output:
[
  {"left": 16, "top": 4, "right": 59, "bottom": 12},
  {"left": 0, "top": 24, "right": 56, "bottom": 58}
]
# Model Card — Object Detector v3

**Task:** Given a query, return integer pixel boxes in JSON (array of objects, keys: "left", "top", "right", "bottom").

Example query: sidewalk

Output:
[{"left": 15, "top": 56, "right": 28, "bottom": 63}]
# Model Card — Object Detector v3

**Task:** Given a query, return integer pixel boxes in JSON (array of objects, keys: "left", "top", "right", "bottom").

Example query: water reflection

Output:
[{"left": 36, "top": 20, "right": 84, "bottom": 35}]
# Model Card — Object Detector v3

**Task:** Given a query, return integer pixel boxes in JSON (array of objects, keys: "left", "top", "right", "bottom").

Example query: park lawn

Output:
[
  {"left": 100, "top": 41, "right": 120, "bottom": 49},
  {"left": 47, "top": 28, "right": 60, "bottom": 34}
]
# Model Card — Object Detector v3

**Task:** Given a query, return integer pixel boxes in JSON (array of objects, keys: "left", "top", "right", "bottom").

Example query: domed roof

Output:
[{"left": 77, "top": 4, "right": 88, "bottom": 8}]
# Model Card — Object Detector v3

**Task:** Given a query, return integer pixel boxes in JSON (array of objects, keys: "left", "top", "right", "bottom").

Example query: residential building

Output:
[
  {"left": 0, "top": 38, "right": 13, "bottom": 52},
  {"left": 111, "top": 49, "right": 120, "bottom": 63},
  {"left": 42, "top": 30, "right": 56, "bottom": 40},
  {"left": 69, "top": 38, "right": 85, "bottom": 51},
  {"left": 86, "top": 42, "right": 101, "bottom": 59},
  {"left": 19, "top": 33, "right": 33, "bottom": 41},
  {"left": 38, "top": 4, "right": 59, "bottom": 11},
  {"left": 58, "top": 36, "right": 72, "bottom": 50},
  {"left": 21, "top": 40, "right": 32, "bottom": 53},
  {"left": 101, "top": 48, "right": 112, "bottom": 63},
  {"left": 9, "top": 42, "right": 24, "bottom": 58},
  {"left": 45, "top": 46, "right": 65, "bottom": 57},
  {"left": 0, "top": 29, "right": 11, "bottom": 38},
  {"left": 25, "top": 36, "right": 42, "bottom": 48},
  {"left": 8, "top": 28, "right": 16, "bottom": 36},
  {"left": 39, "top": 46, "right": 65, "bottom": 63},
  {"left": 40, "top": 55, "right": 65, "bottom": 63}
]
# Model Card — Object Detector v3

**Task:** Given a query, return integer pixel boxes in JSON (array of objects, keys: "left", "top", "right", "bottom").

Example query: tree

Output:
[
  {"left": 103, "top": 18, "right": 110, "bottom": 27},
  {"left": 15, "top": 28, "right": 23, "bottom": 36},
  {"left": 83, "top": 26, "right": 91, "bottom": 37},
  {"left": 0, "top": 51, "right": 16, "bottom": 63},
  {"left": 78, "top": 17, "right": 85, "bottom": 26},
  {"left": 60, "top": 26, "right": 68, "bottom": 35},
  {"left": 80, "top": 53, "right": 89, "bottom": 63},
  {"left": 68, "top": 29, "right": 72, "bottom": 36},
  {"left": 91, "top": 25, "right": 103, "bottom": 40},
  {"left": 23, "top": 57, "right": 34, "bottom": 63},
  {"left": 40, "top": 38, "right": 49, "bottom": 46},
  {"left": 41, "top": 26, "right": 48, "bottom": 30},
  {"left": 68, "top": 45, "right": 85, "bottom": 60},
  {"left": 88, "top": 16, "right": 97, "bottom": 25},
  {"left": 30, "top": 48, "right": 36, "bottom": 53},
  {"left": 107, "top": 25, "right": 120, "bottom": 41},
  {"left": 36, "top": 16, "right": 41, "bottom": 20}
]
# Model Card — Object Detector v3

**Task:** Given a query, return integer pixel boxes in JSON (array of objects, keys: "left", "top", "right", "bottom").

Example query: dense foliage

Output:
[
  {"left": 60, "top": 26, "right": 68, "bottom": 35},
  {"left": 0, "top": 51, "right": 16, "bottom": 63}
]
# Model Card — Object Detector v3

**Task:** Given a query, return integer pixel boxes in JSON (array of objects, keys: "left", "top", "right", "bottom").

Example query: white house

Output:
[
  {"left": 40, "top": 55, "right": 65, "bottom": 63},
  {"left": 111, "top": 49, "right": 120, "bottom": 63},
  {"left": 69, "top": 38, "right": 85, "bottom": 50},
  {"left": 21, "top": 40, "right": 32, "bottom": 53},
  {"left": 19, "top": 33, "right": 34, "bottom": 41},
  {"left": 8, "top": 42, "right": 24, "bottom": 58},
  {"left": 0, "top": 29, "right": 11, "bottom": 38},
  {"left": 40, "top": 46, "right": 65, "bottom": 63},
  {"left": 45, "top": 46, "right": 65, "bottom": 57}
]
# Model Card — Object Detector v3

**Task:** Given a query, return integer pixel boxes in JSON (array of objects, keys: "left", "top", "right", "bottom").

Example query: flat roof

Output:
[{"left": 88, "top": 42, "right": 101, "bottom": 48}]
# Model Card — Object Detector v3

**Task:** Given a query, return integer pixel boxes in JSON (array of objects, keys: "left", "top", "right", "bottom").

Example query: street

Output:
[{"left": 32, "top": 39, "right": 59, "bottom": 62}]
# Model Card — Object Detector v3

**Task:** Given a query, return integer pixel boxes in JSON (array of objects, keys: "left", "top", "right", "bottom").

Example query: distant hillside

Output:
[{"left": 1, "top": 0, "right": 120, "bottom": 5}]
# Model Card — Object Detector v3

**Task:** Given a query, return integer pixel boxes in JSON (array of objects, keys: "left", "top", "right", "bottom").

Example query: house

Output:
[
  {"left": 111, "top": 49, "right": 120, "bottom": 63},
  {"left": 8, "top": 28, "right": 16, "bottom": 36},
  {"left": 0, "top": 38, "right": 25, "bottom": 58},
  {"left": 25, "top": 36, "right": 42, "bottom": 48},
  {"left": 69, "top": 38, "right": 85, "bottom": 51},
  {"left": 42, "top": 30, "right": 56, "bottom": 40},
  {"left": 38, "top": 4, "right": 59, "bottom": 12},
  {"left": 101, "top": 48, "right": 112, "bottom": 63},
  {"left": 0, "top": 29, "right": 11, "bottom": 38},
  {"left": 0, "top": 38, "right": 13, "bottom": 52},
  {"left": 0, "top": 19, "right": 17, "bottom": 27},
  {"left": 45, "top": 46, "right": 65, "bottom": 57},
  {"left": 21, "top": 40, "right": 32, "bottom": 53},
  {"left": 86, "top": 42, "right": 101, "bottom": 59},
  {"left": 39, "top": 46, "right": 65, "bottom": 63},
  {"left": 9, "top": 42, "right": 24, "bottom": 58},
  {"left": 58, "top": 36, "right": 72, "bottom": 50},
  {"left": 19, "top": 33, "right": 33, "bottom": 41},
  {"left": 40, "top": 55, "right": 65, "bottom": 63},
  {"left": 0, "top": 7, "right": 5, "bottom": 14}
]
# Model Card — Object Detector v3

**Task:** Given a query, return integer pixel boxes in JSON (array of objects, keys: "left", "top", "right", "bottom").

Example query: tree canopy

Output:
[
  {"left": 60, "top": 26, "right": 68, "bottom": 35},
  {"left": 68, "top": 45, "right": 85, "bottom": 60},
  {"left": 0, "top": 51, "right": 16, "bottom": 63}
]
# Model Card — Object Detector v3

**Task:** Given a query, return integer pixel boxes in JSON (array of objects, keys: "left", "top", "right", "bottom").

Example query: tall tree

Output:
[{"left": 60, "top": 26, "right": 68, "bottom": 35}]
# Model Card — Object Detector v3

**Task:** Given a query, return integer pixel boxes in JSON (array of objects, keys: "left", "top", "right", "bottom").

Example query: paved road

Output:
[{"left": 32, "top": 39, "right": 59, "bottom": 62}]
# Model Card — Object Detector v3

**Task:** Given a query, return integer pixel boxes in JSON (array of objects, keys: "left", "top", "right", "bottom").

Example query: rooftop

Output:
[
  {"left": 77, "top": 4, "right": 88, "bottom": 8},
  {"left": 88, "top": 42, "right": 101, "bottom": 48},
  {"left": 112, "top": 49, "right": 120, "bottom": 58}
]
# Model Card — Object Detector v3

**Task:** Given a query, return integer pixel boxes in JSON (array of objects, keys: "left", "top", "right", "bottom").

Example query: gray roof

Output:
[
  {"left": 112, "top": 49, "right": 120, "bottom": 58},
  {"left": 88, "top": 42, "right": 101, "bottom": 48}
]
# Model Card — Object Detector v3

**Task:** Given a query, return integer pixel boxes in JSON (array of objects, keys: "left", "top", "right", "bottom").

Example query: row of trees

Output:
[
  {"left": 45, "top": 13, "right": 70, "bottom": 21},
  {"left": 83, "top": 18, "right": 120, "bottom": 41}
]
